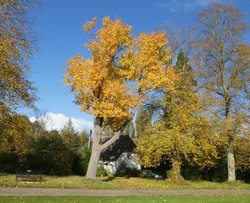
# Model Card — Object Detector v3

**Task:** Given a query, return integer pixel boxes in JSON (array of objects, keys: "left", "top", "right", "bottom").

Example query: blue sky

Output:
[{"left": 28, "top": 0, "right": 250, "bottom": 132}]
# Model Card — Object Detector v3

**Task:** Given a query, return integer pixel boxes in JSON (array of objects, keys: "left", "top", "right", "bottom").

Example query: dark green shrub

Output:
[
  {"left": 0, "top": 151, "right": 19, "bottom": 173},
  {"left": 115, "top": 163, "right": 140, "bottom": 178},
  {"left": 181, "top": 164, "right": 201, "bottom": 181},
  {"left": 25, "top": 131, "right": 73, "bottom": 176},
  {"left": 72, "top": 146, "right": 91, "bottom": 176},
  {"left": 81, "top": 146, "right": 91, "bottom": 175}
]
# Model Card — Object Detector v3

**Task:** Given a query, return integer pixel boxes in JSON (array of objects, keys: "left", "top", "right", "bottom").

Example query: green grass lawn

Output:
[
  {"left": 0, "top": 195, "right": 249, "bottom": 203},
  {"left": 0, "top": 174, "right": 249, "bottom": 190}
]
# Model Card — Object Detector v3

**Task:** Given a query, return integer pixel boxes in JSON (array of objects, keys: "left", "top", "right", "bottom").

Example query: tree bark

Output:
[
  {"left": 86, "top": 147, "right": 101, "bottom": 179},
  {"left": 225, "top": 102, "right": 236, "bottom": 182},
  {"left": 227, "top": 142, "right": 236, "bottom": 182},
  {"left": 86, "top": 121, "right": 102, "bottom": 179},
  {"left": 85, "top": 119, "right": 122, "bottom": 179}
]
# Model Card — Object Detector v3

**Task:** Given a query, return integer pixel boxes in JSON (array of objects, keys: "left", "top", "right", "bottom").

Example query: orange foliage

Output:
[{"left": 65, "top": 17, "right": 177, "bottom": 128}]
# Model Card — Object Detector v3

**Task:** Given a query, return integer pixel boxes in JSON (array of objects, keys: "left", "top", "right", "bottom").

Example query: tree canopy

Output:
[
  {"left": 65, "top": 17, "right": 177, "bottom": 179},
  {"left": 65, "top": 17, "right": 176, "bottom": 130},
  {"left": 194, "top": 2, "right": 250, "bottom": 182},
  {"left": 0, "top": 0, "right": 37, "bottom": 116}
]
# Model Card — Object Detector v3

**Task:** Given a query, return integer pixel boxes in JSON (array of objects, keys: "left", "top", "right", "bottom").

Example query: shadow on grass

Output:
[{"left": 101, "top": 176, "right": 116, "bottom": 182}]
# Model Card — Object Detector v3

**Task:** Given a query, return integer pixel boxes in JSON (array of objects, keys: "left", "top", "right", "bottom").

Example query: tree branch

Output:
[{"left": 100, "top": 130, "right": 121, "bottom": 151}]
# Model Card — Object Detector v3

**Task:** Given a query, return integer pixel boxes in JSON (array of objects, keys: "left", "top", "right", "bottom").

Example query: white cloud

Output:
[
  {"left": 30, "top": 112, "right": 93, "bottom": 133},
  {"left": 156, "top": 0, "right": 220, "bottom": 12}
]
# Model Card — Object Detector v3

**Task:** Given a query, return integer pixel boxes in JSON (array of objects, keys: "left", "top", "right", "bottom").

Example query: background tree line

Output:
[{"left": 0, "top": 115, "right": 91, "bottom": 176}]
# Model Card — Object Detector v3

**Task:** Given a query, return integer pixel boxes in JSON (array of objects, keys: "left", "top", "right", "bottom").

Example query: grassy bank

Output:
[
  {"left": 0, "top": 195, "right": 250, "bottom": 203},
  {"left": 0, "top": 174, "right": 249, "bottom": 190}
]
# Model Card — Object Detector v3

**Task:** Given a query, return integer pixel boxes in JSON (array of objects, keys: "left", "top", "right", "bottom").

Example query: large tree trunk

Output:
[
  {"left": 85, "top": 118, "right": 122, "bottom": 179},
  {"left": 169, "top": 160, "right": 182, "bottom": 179},
  {"left": 225, "top": 103, "right": 236, "bottom": 182},
  {"left": 86, "top": 121, "right": 102, "bottom": 179},
  {"left": 86, "top": 146, "right": 101, "bottom": 179},
  {"left": 227, "top": 142, "right": 236, "bottom": 182}
]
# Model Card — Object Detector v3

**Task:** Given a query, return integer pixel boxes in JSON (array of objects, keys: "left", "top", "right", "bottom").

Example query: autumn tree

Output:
[
  {"left": 234, "top": 130, "right": 250, "bottom": 177},
  {"left": 0, "top": 0, "right": 37, "bottom": 152},
  {"left": 0, "top": 115, "right": 33, "bottom": 155},
  {"left": 137, "top": 50, "right": 217, "bottom": 179},
  {"left": 0, "top": 0, "right": 37, "bottom": 118},
  {"left": 194, "top": 3, "right": 250, "bottom": 182},
  {"left": 65, "top": 17, "right": 176, "bottom": 179}
]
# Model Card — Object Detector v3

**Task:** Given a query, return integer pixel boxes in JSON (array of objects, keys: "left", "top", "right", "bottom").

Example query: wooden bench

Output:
[{"left": 16, "top": 170, "right": 43, "bottom": 182}]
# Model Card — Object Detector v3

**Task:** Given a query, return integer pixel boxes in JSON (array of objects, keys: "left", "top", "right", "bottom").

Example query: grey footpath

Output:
[{"left": 0, "top": 188, "right": 250, "bottom": 196}]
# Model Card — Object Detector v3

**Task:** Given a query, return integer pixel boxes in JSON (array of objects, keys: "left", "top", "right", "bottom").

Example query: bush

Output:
[
  {"left": 236, "top": 169, "right": 250, "bottom": 183},
  {"left": 96, "top": 166, "right": 109, "bottom": 177},
  {"left": 181, "top": 164, "right": 201, "bottom": 181},
  {"left": 72, "top": 154, "right": 84, "bottom": 175},
  {"left": 25, "top": 132, "right": 73, "bottom": 176},
  {"left": 0, "top": 151, "right": 19, "bottom": 173},
  {"left": 72, "top": 146, "right": 91, "bottom": 175},
  {"left": 115, "top": 163, "right": 140, "bottom": 178},
  {"left": 200, "top": 158, "right": 227, "bottom": 182},
  {"left": 81, "top": 147, "right": 91, "bottom": 175}
]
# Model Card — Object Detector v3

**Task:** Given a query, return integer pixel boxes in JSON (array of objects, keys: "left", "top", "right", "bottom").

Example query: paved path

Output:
[{"left": 0, "top": 188, "right": 250, "bottom": 196}]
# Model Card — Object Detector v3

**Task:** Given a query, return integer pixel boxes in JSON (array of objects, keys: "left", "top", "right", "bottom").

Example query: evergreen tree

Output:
[
  {"left": 124, "top": 121, "right": 135, "bottom": 138},
  {"left": 60, "top": 119, "right": 80, "bottom": 152},
  {"left": 135, "top": 105, "right": 152, "bottom": 137},
  {"left": 162, "top": 49, "right": 198, "bottom": 129}
]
